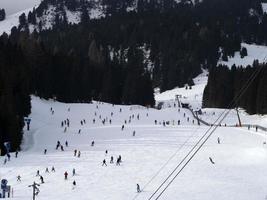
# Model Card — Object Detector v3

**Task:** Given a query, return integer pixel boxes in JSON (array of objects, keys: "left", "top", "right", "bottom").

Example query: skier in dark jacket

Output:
[
  {"left": 102, "top": 159, "right": 107, "bottom": 166},
  {"left": 137, "top": 184, "right": 141, "bottom": 193},
  {"left": 40, "top": 176, "right": 44, "bottom": 183},
  {"left": 64, "top": 171, "right": 68, "bottom": 180},
  {"left": 209, "top": 157, "right": 215, "bottom": 164},
  {"left": 72, "top": 168, "right": 76, "bottom": 176}
]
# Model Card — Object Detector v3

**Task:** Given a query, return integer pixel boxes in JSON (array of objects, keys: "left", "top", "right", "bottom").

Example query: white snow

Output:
[
  {"left": 262, "top": 3, "right": 267, "bottom": 14},
  {"left": 0, "top": 8, "right": 33, "bottom": 35},
  {"left": 155, "top": 69, "right": 208, "bottom": 110},
  {"left": 66, "top": 9, "right": 81, "bottom": 25},
  {"left": 218, "top": 43, "right": 267, "bottom": 68},
  {"left": 1, "top": 68, "right": 267, "bottom": 199},
  {"left": 1, "top": 0, "right": 40, "bottom": 15}
]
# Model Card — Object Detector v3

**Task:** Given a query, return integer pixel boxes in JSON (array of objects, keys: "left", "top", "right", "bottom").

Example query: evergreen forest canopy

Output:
[{"left": 1, "top": 0, "right": 267, "bottom": 153}]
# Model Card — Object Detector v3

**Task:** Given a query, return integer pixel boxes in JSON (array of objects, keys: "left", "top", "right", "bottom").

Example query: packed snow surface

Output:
[
  {"left": 218, "top": 43, "right": 267, "bottom": 68},
  {"left": 0, "top": 90, "right": 267, "bottom": 200}
]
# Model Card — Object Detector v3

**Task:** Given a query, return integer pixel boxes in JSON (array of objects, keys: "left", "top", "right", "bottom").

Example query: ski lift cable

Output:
[
  {"left": 131, "top": 124, "right": 203, "bottom": 200},
  {"left": 151, "top": 59, "right": 266, "bottom": 200},
  {"left": 132, "top": 95, "right": 222, "bottom": 199},
  {"left": 132, "top": 58, "right": 264, "bottom": 200}
]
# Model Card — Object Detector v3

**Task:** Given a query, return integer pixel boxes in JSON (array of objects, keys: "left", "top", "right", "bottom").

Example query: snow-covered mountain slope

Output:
[
  {"left": 1, "top": 73, "right": 267, "bottom": 199},
  {"left": 218, "top": 43, "right": 267, "bottom": 68},
  {"left": 155, "top": 69, "right": 208, "bottom": 110},
  {"left": 0, "top": 8, "right": 34, "bottom": 35},
  {"left": 1, "top": 0, "right": 40, "bottom": 15}
]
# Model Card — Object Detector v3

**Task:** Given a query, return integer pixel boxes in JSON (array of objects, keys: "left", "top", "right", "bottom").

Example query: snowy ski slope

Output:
[{"left": 0, "top": 72, "right": 267, "bottom": 200}]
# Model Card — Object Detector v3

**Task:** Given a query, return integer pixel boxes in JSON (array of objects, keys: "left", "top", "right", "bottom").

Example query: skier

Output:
[
  {"left": 51, "top": 166, "right": 55, "bottom": 172},
  {"left": 74, "top": 149, "right": 77, "bottom": 156},
  {"left": 209, "top": 157, "right": 215, "bottom": 164},
  {"left": 15, "top": 151, "right": 18, "bottom": 158},
  {"left": 36, "top": 170, "right": 40, "bottom": 176},
  {"left": 93, "top": 119, "right": 95, "bottom": 124},
  {"left": 61, "top": 145, "right": 64, "bottom": 151},
  {"left": 45, "top": 167, "right": 49, "bottom": 173},
  {"left": 44, "top": 149, "right": 47, "bottom": 155},
  {"left": 40, "top": 176, "right": 44, "bottom": 183},
  {"left": 133, "top": 131, "right": 136, "bottom": 136},
  {"left": 91, "top": 141, "right": 95, "bottom": 146},
  {"left": 17, "top": 175, "right": 21, "bottom": 182},
  {"left": 77, "top": 151, "right": 81, "bottom": 158},
  {"left": 72, "top": 168, "right": 76, "bottom": 176},
  {"left": 65, "top": 141, "right": 68, "bottom": 147},
  {"left": 102, "top": 159, "right": 107, "bottom": 166},
  {"left": 78, "top": 129, "right": 81, "bottom": 134},
  {"left": 137, "top": 184, "right": 141, "bottom": 193},
  {"left": 116, "top": 158, "right": 120, "bottom": 166},
  {"left": 56, "top": 141, "right": 60, "bottom": 150},
  {"left": 178, "top": 120, "right": 180, "bottom": 125},
  {"left": 121, "top": 125, "right": 125, "bottom": 131},
  {"left": 155, "top": 120, "right": 157, "bottom": 125},
  {"left": 105, "top": 150, "right": 108, "bottom": 155},
  {"left": 3, "top": 158, "right": 7, "bottom": 165},
  {"left": 64, "top": 171, "right": 68, "bottom": 180},
  {"left": 72, "top": 180, "right": 76, "bottom": 189},
  {"left": 110, "top": 156, "right": 114, "bottom": 164},
  {"left": 217, "top": 137, "right": 220, "bottom": 144}
]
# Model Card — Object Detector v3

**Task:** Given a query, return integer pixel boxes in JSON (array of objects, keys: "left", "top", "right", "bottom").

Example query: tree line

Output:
[{"left": 203, "top": 62, "right": 267, "bottom": 114}]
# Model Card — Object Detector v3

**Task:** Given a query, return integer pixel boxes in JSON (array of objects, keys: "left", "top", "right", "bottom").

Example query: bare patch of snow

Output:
[
  {"left": 262, "top": 3, "right": 267, "bottom": 14},
  {"left": 218, "top": 43, "right": 267, "bottom": 68}
]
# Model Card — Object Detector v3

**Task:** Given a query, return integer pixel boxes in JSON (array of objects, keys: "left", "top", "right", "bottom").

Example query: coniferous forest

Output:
[
  {"left": 1, "top": 0, "right": 267, "bottom": 153},
  {"left": 203, "top": 62, "right": 267, "bottom": 114}
]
